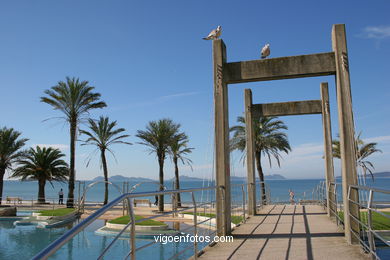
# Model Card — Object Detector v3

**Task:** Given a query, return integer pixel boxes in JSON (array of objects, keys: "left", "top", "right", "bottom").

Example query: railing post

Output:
[
  {"left": 191, "top": 192, "right": 198, "bottom": 259},
  {"left": 123, "top": 182, "right": 126, "bottom": 216},
  {"left": 127, "top": 197, "right": 136, "bottom": 260},
  {"left": 78, "top": 181, "right": 81, "bottom": 210},
  {"left": 241, "top": 185, "right": 246, "bottom": 223},
  {"left": 367, "top": 190, "right": 376, "bottom": 258},
  {"left": 334, "top": 183, "right": 339, "bottom": 225}
]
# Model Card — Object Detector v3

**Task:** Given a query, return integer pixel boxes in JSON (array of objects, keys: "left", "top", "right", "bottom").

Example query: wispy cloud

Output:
[
  {"left": 110, "top": 91, "right": 200, "bottom": 111},
  {"left": 360, "top": 25, "right": 390, "bottom": 39},
  {"left": 363, "top": 135, "right": 390, "bottom": 144},
  {"left": 159, "top": 92, "right": 199, "bottom": 100},
  {"left": 181, "top": 163, "right": 212, "bottom": 172},
  {"left": 289, "top": 143, "right": 323, "bottom": 157},
  {"left": 34, "top": 144, "right": 69, "bottom": 150}
]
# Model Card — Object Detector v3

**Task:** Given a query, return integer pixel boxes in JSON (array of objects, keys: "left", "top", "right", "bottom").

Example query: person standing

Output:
[
  {"left": 58, "top": 188, "right": 64, "bottom": 205},
  {"left": 289, "top": 190, "right": 295, "bottom": 205}
]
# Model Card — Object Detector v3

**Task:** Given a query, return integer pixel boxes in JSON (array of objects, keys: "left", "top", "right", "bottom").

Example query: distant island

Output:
[
  {"left": 231, "top": 174, "right": 286, "bottom": 181},
  {"left": 90, "top": 174, "right": 286, "bottom": 182},
  {"left": 167, "top": 174, "right": 286, "bottom": 182},
  {"left": 91, "top": 175, "right": 154, "bottom": 182},
  {"left": 372, "top": 172, "right": 390, "bottom": 178}
]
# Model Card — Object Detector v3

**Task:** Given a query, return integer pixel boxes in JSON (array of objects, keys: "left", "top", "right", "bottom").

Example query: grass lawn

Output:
[
  {"left": 108, "top": 215, "right": 166, "bottom": 226},
  {"left": 38, "top": 208, "right": 76, "bottom": 216},
  {"left": 338, "top": 211, "right": 390, "bottom": 230},
  {"left": 183, "top": 212, "right": 244, "bottom": 225}
]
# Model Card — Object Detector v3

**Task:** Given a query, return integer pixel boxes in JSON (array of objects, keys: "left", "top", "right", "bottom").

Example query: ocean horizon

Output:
[{"left": 3, "top": 177, "right": 390, "bottom": 204}]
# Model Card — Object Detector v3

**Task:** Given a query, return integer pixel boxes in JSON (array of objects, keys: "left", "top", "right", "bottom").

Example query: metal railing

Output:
[
  {"left": 316, "top": 181, "right": 390, "bottom": 259},
  {"left": 347, "top": 185, "right": 390, "bottom": 260},
  {"left": 327, "top": 182, "right": 344, "bottom": 225},
  {"left": 32, "top": 181, "right": 266, "bottom": 260},
  {"left": 1, "top": 196, "right": 70, "bottom": 211}
]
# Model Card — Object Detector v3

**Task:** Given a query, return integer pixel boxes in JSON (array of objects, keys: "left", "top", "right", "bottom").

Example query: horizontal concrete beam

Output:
[
  {"left": 253, "top": 100, "right": 322, "bottom": 117},
  {"left": 225, "top": 52, "right": 336, "bottom": 84}
]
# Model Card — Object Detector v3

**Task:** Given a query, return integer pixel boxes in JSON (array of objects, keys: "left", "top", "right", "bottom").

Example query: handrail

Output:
[
  {"left": 79, "top": 180, "right": 123, "bottom": 212},
  {"left": 33, "top": 186, "right": 216, "bottom": 260},
  {"left": 32, "top": 182, "right": 270, "bottom": 260},
  {"left": 348, "top": 184, "right": 390, "bottom": 195},
  {"left": 320, "top": 182, "right": 390, "bottom": 260}
]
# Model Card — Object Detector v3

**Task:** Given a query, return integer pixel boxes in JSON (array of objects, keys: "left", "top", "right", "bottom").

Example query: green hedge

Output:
[
  {"left": 338, "top": 211, "right": 390, "bottom": 230},
  {"left": 38, "top": 208, "right": 76, "bottom": 216},
  {"left": 108, "top": 215, "right": 165, "bottom": 226}
]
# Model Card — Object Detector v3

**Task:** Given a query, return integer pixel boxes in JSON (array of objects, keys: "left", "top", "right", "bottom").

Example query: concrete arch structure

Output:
[{"left": 212, "top": 24, "right": 359, "bottom": 244}]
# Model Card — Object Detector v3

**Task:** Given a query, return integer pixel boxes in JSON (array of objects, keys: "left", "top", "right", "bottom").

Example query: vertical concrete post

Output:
[
  {"left": 244, "top": 89, "right": 257, "bottom": 216},
  {"left": 213, "top": 39, "right": 231, "bottom": 236},
  {"left": 332, "top": 24, "right": 359, "bottom": 244},
  {"left": 320, "top": 82, "right": 336, "bottom": 218}
]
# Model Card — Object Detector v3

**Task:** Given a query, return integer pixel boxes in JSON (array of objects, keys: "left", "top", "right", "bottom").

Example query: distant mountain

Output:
[
  {"left": 170, "top": 174, "right": 287, "bottom": 183},
  {"left": 172, "top": 176, "right": 204, "bottom": 182},
  {"left": 91, "top": 173, "right": 286, "bottom": 183},
  {"left": 372, "top": 172, "right": 390, "bottom": 178},
  {"left": 263, "top": 174, "right": 286, "bottom": 180},
  {"left": 231, "top": 174, "right": 286, "bottom": 181},
  {"left": 91, "top": 175, "right": 154, "bottom": 182}
]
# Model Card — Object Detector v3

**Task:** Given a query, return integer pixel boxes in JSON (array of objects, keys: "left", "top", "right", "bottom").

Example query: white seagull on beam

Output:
[
  {"left": 261, "top": 43, "right": 270, "bottom": 59},
  {"left": 203, "top": 26, "right": 222, "bottom": 40}
]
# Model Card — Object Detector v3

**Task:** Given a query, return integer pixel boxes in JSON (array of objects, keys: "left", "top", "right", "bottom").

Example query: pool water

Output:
[{"left": 0, "top": 214, "right": 211, "bottom": 260}]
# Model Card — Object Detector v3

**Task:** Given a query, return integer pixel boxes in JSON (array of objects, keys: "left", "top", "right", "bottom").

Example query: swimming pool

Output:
[{"left": 0, "top": 213, "right": 210, "bottom": 260}]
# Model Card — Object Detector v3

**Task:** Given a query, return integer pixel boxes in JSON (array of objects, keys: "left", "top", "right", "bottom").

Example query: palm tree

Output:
[
  {"left": 136, "top": 119, "right": 180, "bottom": 212},
  {"left": 41, "top": 77, "right": 106, "bottom": 207},
  {"left": 230, "top": 116, "right": 291, "bottom": 204},
  {"left": 11, "top": 146, "right": 69, "bottom": 203},
  {"left": 80, "top": 116, "right": 132, "bottom": 205},
  {"left": 169, "top": 133, "right": 193, "bottom": 207},
  {"left": 332, "top": 133, "right": 382, "bottom": 179},
  {"left": 0, "top": 127, "right": 28, "bottom": 205}
]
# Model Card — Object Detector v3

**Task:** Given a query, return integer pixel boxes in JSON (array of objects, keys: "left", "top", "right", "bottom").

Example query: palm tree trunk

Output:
[
  {"left": 255, "top": 151, "right": 267, "bottom": 204},
  {"left": 101, "top": 149, "right": 109, "bottom": 205},
  {"left": 67, "top": 119, "right": 76, "bottom": 208},
  {"left": 173, "top": 157, "right": 181, "bottom": 207},
  {"left": 38, "top": 179, "right": 46, "bottom": 203},
  {"left": 158, "top": 155, "right": 165, "bottom": 212},
  {"left": 0, "top": 167, "right": 5, "bottom": 205}
]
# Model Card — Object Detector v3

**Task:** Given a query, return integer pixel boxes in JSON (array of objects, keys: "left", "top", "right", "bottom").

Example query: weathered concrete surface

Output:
[
  {"left": 244, "top": 89, "right": 256, "bottom": 216},
  {"left": 253, "top": 100, "right": 322, "bottom": 117},
  {"left": 332, "top": 24, "right": 360, "bottom": 244},
  {"left": 225, "top": 52, "right": 336, "bottom": 84},
  {"left": 213, "top": 39, "right": 231, "bottom": 235},
  {"left": 197, "top": 205, "right": 369, "bottom": 260},
  {"left": 320, "top": 82, "right": 336, "bottom": 218}
]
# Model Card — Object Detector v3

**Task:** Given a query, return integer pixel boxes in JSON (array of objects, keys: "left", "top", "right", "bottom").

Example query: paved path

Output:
[{"left": 198, "top": 204, "right": 369, "bottom": 260}]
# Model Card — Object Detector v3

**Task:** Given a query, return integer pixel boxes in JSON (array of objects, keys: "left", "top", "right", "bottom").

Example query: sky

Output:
[{"left": 0, "top": 0, "right": 389, "bottom": 181}]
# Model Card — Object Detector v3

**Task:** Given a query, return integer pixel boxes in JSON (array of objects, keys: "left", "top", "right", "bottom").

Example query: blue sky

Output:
[{"left": 1, "top": 0, "right": 389, "bottom": 180}]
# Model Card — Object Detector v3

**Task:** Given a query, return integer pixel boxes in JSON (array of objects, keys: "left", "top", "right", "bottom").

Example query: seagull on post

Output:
[
  {"left": 203, "top": 26, "right": 222, "bottom": 40},
  {"left": 261, "top": 43, "right": 270, "bottom": 59}
]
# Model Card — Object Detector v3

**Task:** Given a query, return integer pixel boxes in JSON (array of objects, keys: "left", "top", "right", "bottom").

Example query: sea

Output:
[{"left": 3, "top": 177, "right": 390, "bottom": 205}]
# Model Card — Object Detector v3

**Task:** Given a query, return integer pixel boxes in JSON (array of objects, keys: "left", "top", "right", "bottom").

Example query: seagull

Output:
[
  {"left": 261, "top": 43, "right": 270, "bottom": 59},
  {"left": 203, "top": 26, "right": 222, "bottom": 40}
]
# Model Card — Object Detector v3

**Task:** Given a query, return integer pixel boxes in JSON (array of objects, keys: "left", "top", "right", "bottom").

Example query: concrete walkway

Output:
[{"left": 198, "top": 204, "right": 369, "bottom": 260}]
